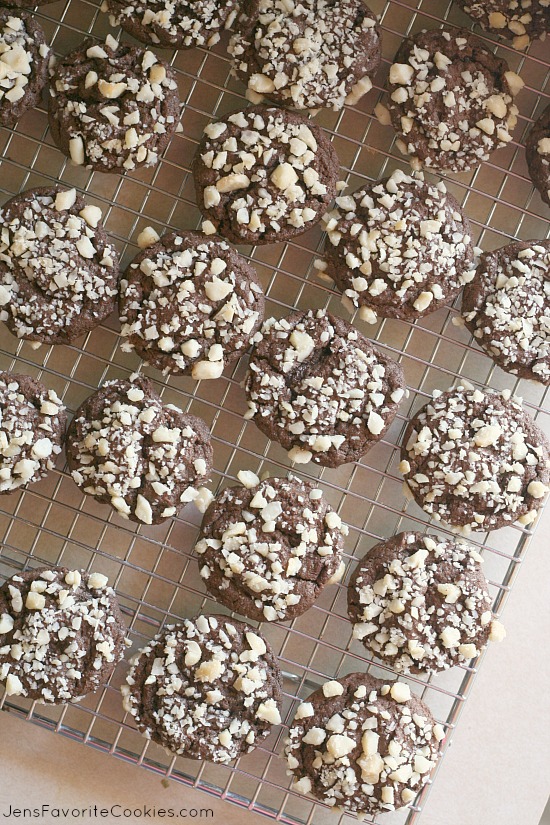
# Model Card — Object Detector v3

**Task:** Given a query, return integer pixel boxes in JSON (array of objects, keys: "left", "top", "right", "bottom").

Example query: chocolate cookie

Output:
[
  {"left": 0, "top": 187, "right": 119, "bottom": 344},
  {"left": 285, "top": 672, "right": 443, "bottom": 816},
  {"left": 0, "top": 370, "right": 65, "bottom": 492},
  {"left": 105, "top": 0, "right": 239, "bottom": 49},
  {"left": 462, "top": 240, "right": 550, "bottom": 384},
  {"left": 119, "top": 231, "right": 264, "bottom": 378},
  {"left": 66, "top": 374, "right": 213, "bottom": 525},
  {"left": 400, "top": 385, "right": 550, "bottom": 533},
  {"left": 455, "top": 0, "right": 550, "bottom": 51},
  {"left": 195, "top": 474, "right": 347, "bottom": 622},
  {"left": 323, "top": 170, "right": 476, "bottom": 324},
  {"left": 0, "top": 11, "right": 50, "bottom": 129},
  {"left": 122, "top": 614, "right": 282, "bottom": 763},
  {"left": 48, "top": 36, "right": 180, "bottom": 174},
  {"left": 347, "top": 531, "right": 507, "bottom": 675},
  {"left": 245, "top": 309, "right": 406, "bottom": 467},
  {"left": 526, "top": 105, "right": 550, "bottom": 207},
  {"left": 193, "top": 105, "right": 339, "bottom": 245},
  {"left": 229, "top": 0, "right": 381, "bottom": 111},
  {"left": 0, "top": 566, "right": 127, "bottom": 703},
  {"left": 387, "top": 29, "right": 522, "bottom": 173},
  {"left": 0, "top": 0, "right": 54, "bottom": 7}
]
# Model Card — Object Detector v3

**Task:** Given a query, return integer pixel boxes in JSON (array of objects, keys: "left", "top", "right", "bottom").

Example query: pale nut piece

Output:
[
  {"left": 79, "top": 205, "right": 103, "bottom": 228},
  {"left": 248, "top": 73, "right": 275, "bottom": 94},
  {"left": 136, "top": 226, "right": 160, "bottom": 249},
  {"left": 216, "top": 173, "right": 251, "bottom": 194},
  {"left": 98, "top": 79, "right": 127, "bottom": 98},
  {"left": 256, "top": 698, "right": 281, "bottom": 724},
  {"left": 389, "top": 681, "right": 411, "bottom": 703},
  {"left": 322, "top": 680, "right": 344, "bottom": 698},
  {"left": 195, "top": 658, "right": 224, "bottom": 682},
  {"left": 389, "top": 63, "right": 415, "bottom": 85},
  {"left": 271, "top": 162, "right": 299, "bottom": 190},
  {"left": 69, "top": 136, "right": 85, "bottom": 166},
  {"left": 88, "top": 572, "right": 109, "bottom": 589},
  {"left": 191, "top": 360, "right": 225, "bottom": 380},
  {"left": 54, "top": 188, "right": 77, "bottom": 211}
]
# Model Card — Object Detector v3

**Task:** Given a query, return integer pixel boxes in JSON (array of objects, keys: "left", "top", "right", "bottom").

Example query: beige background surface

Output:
[{"left": 0, "top": 507, "right": 549, "bottom": 825}]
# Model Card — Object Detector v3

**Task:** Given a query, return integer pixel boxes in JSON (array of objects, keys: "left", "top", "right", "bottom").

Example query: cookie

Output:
[
  {"left": 0, "top": 0, "right": 54, "bottom": 7},
  {"left": 0, "top": 370, "right": 65, "bottom": 492},
  {"left": 66, "top": 374, "right": 213, "bottom": 525},
  {"left": 462, "top": 240, "right": 550, "bottom": 385},
  {"left": 193, "top": 105, "right": 339, "bottom": 245},
  {"left": 119, "top": 231, "right": 264, "bottom": 378},
  {"left": 455, "top": 0, "right": 550, "bottom": 51},
  {"left": 386, "top": 29, "right": 523, "bottom": 173},
  {"left": 347, "top": 531, "right": 508, "bottom": 675},
  {"left": 526, "top": 105, "right": 550, "bottom": 207},
  {"left": 105, "top": 0, "right": 239, "bottom": 49},
  {"left": 400, "top": 384, "right": 550, "bottom": 533},
  {"left": 322, "top": 170, "right": 476, "bottom": 324},
  {"left": 122, "top": 614, "right": 282, "bottom": 763},
  {"left": 228, "top": 0, "right": 381, "bottom": 111},
  {"left": 0, "top": 566, "right": 127, "bottom": 703},
  {"left": 285, "top": 672, "right": 443, "bottom": 816},
  {"left": 0, "top": 187, "right": 119, "bottom": 344},
  {"left": 48, "top": 36, "right": 180, "bottom": 174},
  {"left": 195, "top": 474, "right": 347, "bottom": 622},
  {"left": 245, "top": 309, "right": 406, "bottom": 467},
  {"left": 0, "top": 11, "right": 50, "bottom": 129}
]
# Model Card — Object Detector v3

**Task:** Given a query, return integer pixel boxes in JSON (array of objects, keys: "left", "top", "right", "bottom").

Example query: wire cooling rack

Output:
[{"left": 0, "top": 0, "right": 548, "bottom": 822}]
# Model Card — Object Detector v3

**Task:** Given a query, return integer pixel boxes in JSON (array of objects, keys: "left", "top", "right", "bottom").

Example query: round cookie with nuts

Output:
[
  {"left": 245, "top": 309, "right": 406, "bottom": 467},
  {"left": 0, "top": 11, "right": 51, "bottom": 129},
  {"left": 526, "top": 105, "right": 550, "bottom": 208},
  {"left": 66, "top": 374, "right": 213, "bottom": 525},
  {"left": 462, "top": 240, "right": 550, "bottom": 385},
  {"left": 119, "top": 231, "right": 265, "bottom": 378},
  {"left": 122, "top": 614, "right": 282, "bottom": 763},
  {"left": 193, "top": 105, "right": 339, "bottom": 245},
  {"left": 455, "top": 0, "right": 550, "bottom": 51},
  {"left": 0, "top": 566, "right": 127, "bottom": 703},
  {"left": 322, "top": 170, "right": 476, "bottom": 324},
  {"left": 195, "top": 474, "right": 347, "bottom": 622},
  {"left": 0, "top": 187, "right": 119, "bottom": 344},
  {"left": 285, "top": 672, "right": 443, "bottom": 816},
  {"left": 0, "top": 371, "right": 65, "bottom": 493},
  {"left": 105, "top": 0, "right": 239, "bottom": 49},
  {"left": 400, "top": 384, "right": 550, "bottom": 533},
  {"left": 386, "top": 28, "right": 523, "bottom": 173},
  {"left": 48, "top": 36, "right": 180, "bottom": 174},
  {"left": 228, "top": 0, "right": 381, "bottom": 111},
  {"left": 348, "top": 531, "right": 506, "bottom": 675}
]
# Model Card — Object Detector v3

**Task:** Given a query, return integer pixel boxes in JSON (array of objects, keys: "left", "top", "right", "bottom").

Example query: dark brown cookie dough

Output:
[
  {"left": 387, "top": 28, "right": 523, "bottom": 173},
  {"left": 119, "top": 231, "right": 264, "bottom": 378},
  {"left": 193, "top": 105, "right": 339, "bottom": 245},
  {"left": 347, "top": 531, "right": 507, "bottom": 675},
  {"left": 462, "top": 240, "right": 550, "bottom": 384},
  {"left": 322, "top": 170, "right": 476, "bottom": 324},
  {"left": 400, "top": 385, "right": 550, "bottom": 533},
  {"left": 229, "top": 0, "right": 380, "bottom": 111},
  {"left": 122, "top": 614, "right": 282, "bottom": 763},
  {"left": 48, "top": 36, "right": 180, "bottom": 174},
  {"left": 0, "top": 0, "right": 54, "bottom": 7},
  {"left": 0, "top": 566, "right": 127, "bottom": 703},
  {"left": 526, "top": 105, "right": 550, "bottom": 207},
  {"left": 245, "top": 309, "right": 406, "bottom": 468},
  {"left": 0, "top": 370, "right": 65, "bottom": 492},
  {"left": 0, "top": 186, "right": 119, "bottom": 344},
  {"left": 285, "top": 672, "right": 443, "bottom": 816},
  {"left": 455, "top": 0, "right": 550, "bottom": 50},
  {"left": 0, "top": 11, "right": 50, "bottom": 128},
  {"left": 195, "top": 474, "right": 347, "bottom": 622},
  {"left": 66, "top": 374, "right": 213, "bottom": 525},
  {"left": 105, "top": 0, "right": 239, "bottom": 49}
]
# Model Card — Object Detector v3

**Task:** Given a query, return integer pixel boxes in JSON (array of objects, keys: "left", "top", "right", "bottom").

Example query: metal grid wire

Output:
[{"left": 0, "top": 0, "right": 548, "bottom": 822}]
